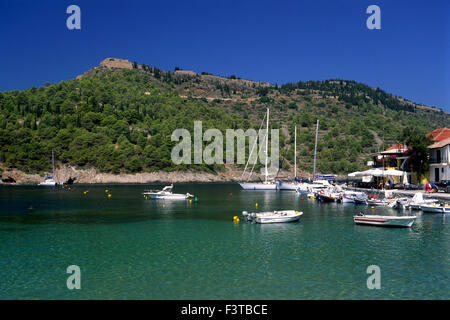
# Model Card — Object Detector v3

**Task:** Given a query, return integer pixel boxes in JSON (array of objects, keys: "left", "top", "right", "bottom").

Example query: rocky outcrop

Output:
[
  {"left": 0, "top": 164, "right": 288, "bottom": 185},
  {"left": 100, "top": 58, "right": 133, "bottom": 70}
]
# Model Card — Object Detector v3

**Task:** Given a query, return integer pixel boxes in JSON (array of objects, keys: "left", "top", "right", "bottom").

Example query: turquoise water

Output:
[{"left": 0, "top": 184, "right": 448, "bottom": 299}]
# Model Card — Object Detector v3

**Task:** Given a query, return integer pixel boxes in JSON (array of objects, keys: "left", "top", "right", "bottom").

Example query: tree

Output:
[{"left": 400, "top": 127, "right": 433, "bottom": 179}]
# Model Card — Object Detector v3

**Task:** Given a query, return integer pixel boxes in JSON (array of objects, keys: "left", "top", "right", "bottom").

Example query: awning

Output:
[{"left": 348, "top": 169, "right": 406, "bottom": 178}]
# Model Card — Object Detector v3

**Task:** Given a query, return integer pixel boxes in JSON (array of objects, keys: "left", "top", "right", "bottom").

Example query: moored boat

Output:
[
  {"left": 317, "top": 193, "right": 338, "bottom": 202},
  {"left": 341, "top": 195, "right": 355, "bottom": 203},
  {"left": 420, "top": 203, "right": 450, "bottom": 213},
  {"left": 354, "top": 194, "right": 368, "bottom": 205},
  {"left": 408, "top": 193, "right": 438, "bottom": 210},
  {"left": 143, "top": 185, "right": 194, "bottom": 200},
  {"left": 239, "top": 182, "right": 277, "bottom": 190},
  {"left": 353, "top": 213, "right": 416, "bottom": 227},
  {"left": 242, "top": 210, "right": 303, "bottom": 224},
  {"left": 238, "top": 108, "right": 277, "bottom": 191},
  {"left": 38, "top": 176, "right": 57, "bottom": 186},
  {"left": 366, "top": 199, "right": 389, "bottom": 206}
]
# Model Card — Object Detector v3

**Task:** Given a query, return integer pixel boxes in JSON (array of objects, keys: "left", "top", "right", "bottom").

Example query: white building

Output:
[{"left": 428, "top": 137, "right": 450, "bottom": 182}]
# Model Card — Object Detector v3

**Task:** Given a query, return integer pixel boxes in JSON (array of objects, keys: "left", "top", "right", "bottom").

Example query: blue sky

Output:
[{"left": 0, "top": 0, "right": 448, "bottom": 112}]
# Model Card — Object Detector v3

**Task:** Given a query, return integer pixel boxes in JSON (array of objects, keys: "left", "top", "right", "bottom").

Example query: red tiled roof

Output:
[
  {"left": 386, "top": 144, "right": 406, "bottom": 151},
  {"left": 380, "top": 144, "right": 408, "bottom": 154},
  {"left": 426, "top": 128, "right": 450, "bottom": 142},
  {"left": 428, "top": 137, "right": 450, "bottom": 149}
]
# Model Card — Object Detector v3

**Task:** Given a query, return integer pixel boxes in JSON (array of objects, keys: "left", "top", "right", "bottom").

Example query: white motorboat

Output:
[
  {"left": 408, "top": 193, "right": 438, "bottom": 210},
  {"left": 142, "top": 185, "right": 194, "bottom": 200},
  {"left": 420, "top": 203, "right": 450, "bottom": 213},
  {"left": 239, "top": 182, "right": 277, "bottom": 190},
  {"left": 296, "top": 180, "right": 332, "bottom": 194},
  {"left": 242, "top": 210, "right": 303, "bottom": 224},
  {"left": 353, "top": 213, "right": 416, "bottom": 227}
]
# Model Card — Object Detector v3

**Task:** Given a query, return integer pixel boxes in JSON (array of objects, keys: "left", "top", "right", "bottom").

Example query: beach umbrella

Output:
[
  {"left": 402, "top": 171, "right": 409, "bottom": 185},
  {"left": 355, "top": 169, "right": 383, "bottom": 177},
  {"left": 348, "top": 171, "right": 360, "bottom": 177},
  {"left": 382, "top": 169, "right": 404, "bottom": 177}
]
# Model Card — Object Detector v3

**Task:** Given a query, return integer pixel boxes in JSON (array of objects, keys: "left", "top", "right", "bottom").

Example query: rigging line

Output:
[
  {"left": 300, "top": 140, "right": 315, "bottom": 179},
  {"left": 240, "top": 112, "right": 267, "bottom": 179},
  {"left": 247, "top": 126, "right": 268, "bottom": 181}
]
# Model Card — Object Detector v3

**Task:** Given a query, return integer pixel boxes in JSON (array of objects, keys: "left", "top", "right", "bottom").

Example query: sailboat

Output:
[
  {"left": 38, "top": 150, "right": 58, "bottom": 186},
  {"left": 296, "top": 120, "right": 323, "bottom": 194},
  {"left": 278, "top": 125, "right": 298, "bottom": 190},
  {"left": 239, "top": 108, "right": 277, "bottom": 190}
]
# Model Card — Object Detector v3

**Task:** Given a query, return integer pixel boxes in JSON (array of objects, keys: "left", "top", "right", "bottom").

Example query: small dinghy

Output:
[
  {"left": 242, "top": 210, "right": 303, "bottom": 224},
  {"left": 353, "top": 212, "right": 416, "bottom": 228},
  {"left": 142, "top": 185, "right": 194, "bottom": 200}
]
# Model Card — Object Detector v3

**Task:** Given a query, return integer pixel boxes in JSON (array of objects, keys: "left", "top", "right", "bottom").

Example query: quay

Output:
[{"left": 344, "top": 186, "right": 450, "bottom": 201}]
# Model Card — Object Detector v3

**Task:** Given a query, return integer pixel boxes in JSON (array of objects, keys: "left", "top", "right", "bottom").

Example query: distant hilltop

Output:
[{"left": 76, "top": 57, "right": 270, "bottom": 87}]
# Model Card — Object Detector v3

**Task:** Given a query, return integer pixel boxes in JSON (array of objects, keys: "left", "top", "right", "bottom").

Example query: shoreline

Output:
[{"left": 0, "top": 164, "right": 296, "bottom": 185}]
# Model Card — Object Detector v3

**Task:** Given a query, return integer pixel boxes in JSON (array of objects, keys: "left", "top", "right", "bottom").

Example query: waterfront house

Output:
[
  {"left": 428, "top": 137, "right": 450, "bottom": 182},
  {"left": 369, "top": 144, "right": 412, "bottom": 185}
]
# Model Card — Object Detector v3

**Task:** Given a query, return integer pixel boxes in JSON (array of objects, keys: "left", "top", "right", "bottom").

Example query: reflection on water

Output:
[{"left": 0, "top": 184, "right": 449, "bottom": 299}]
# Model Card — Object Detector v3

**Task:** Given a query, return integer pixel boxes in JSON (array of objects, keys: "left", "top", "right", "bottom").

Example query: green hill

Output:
[{"left": 0, "top": 58, "right": 448, "bottom": 178}]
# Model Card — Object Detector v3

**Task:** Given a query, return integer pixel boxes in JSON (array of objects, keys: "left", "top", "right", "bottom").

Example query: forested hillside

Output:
[{"left": 0, "top": 58, "right": 448, "bottom": 177}]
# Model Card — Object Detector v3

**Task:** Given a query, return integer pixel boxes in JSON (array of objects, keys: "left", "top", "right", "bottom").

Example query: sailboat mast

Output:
[
  {"left": 265, "top": 108, "right": 269, "bottom": 183},
  {"left": 294, "top": 125, "right": 297, "bottom": 180},
  {"left": 313, "top": 119, "right": 319, "bottom": 181},
  {"left": 52, "top": 149, "right": 55, "bottom": 178}
]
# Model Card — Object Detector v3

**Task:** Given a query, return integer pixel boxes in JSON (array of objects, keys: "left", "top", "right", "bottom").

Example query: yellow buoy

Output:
[
  {"left": 145, "top": 196, "right": 148, "bottom": 200},
  {"left": 163, "top": 204, "right": 165, "bottom": 208},
  {"left": 189, "top": 199, "right": 192, "bottom": 204},
  {"left": 108, "top": 194, "right": 111, "bottom": 198},
  {"left": 371, "top": 206, "right": 375, "bottom": 209},
  {"left": 105, "top": 189, "right": 109, "bottom": 193},
  {"left": 255, "top": 203, "right": 258, "bottom": 207}
]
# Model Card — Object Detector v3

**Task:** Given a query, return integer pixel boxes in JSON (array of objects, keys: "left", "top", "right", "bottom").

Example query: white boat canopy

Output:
[{"left": 348, "top": 169, "right": 406, "bottom": 178}]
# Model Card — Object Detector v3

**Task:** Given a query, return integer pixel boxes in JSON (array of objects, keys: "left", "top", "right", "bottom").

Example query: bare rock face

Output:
[
  {"left": 0, "top": 163, "right": 281, "bottom": 185},
  {"left": 100, "top": 58, "right": 133, "bottom": 70},
  {"left": 174, "top": 70, "right": 197, "bottom": 76}
]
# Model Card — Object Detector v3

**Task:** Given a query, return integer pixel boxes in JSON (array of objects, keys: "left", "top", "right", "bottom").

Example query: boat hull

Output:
[
  {"left": 367, "top": 200, "right": 388, "bottom": 206},
  {"left": 318, "top": 194, "right": 337, "bottom": 202},
  {"left": 243, "top": 210, "right": 303, "bottom": 224},
  {"left": 38, "top": 181, "right": 56, "bottom": 186},
  {"left": 239, "top": 183, "right": 277, "bottom": 190},
  {"left": 277, "top": 183, "right": 298, "bottom": 191},
  {"left": 341, "top": 196, "right": 354, "bottom": 203},
  {"left": 421, "top": 205, "right": 450, "bottom": 213},
  {"left": 147, "top": 194, "right": 188, "bottom": 200},
  {"left": 256, "top": 215, "right": 300, "bottom": 223},
  {"left": 353, "top": 215, "right": 416, "bottom": 227}
]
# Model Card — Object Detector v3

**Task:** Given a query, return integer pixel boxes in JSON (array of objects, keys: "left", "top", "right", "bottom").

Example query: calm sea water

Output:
[{"left": 0, "top": 183, "right": 448, "bottom": 299}]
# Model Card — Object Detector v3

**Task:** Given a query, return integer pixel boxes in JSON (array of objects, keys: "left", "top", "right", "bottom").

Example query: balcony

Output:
[{"left": 429, "top": 157, "right": 448, "bottom": 165}]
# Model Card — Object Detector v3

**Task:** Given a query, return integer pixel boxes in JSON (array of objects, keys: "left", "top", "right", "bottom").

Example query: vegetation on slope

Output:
[{"left": 0, "top": 60, "right": 448, "bottom": 177}]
